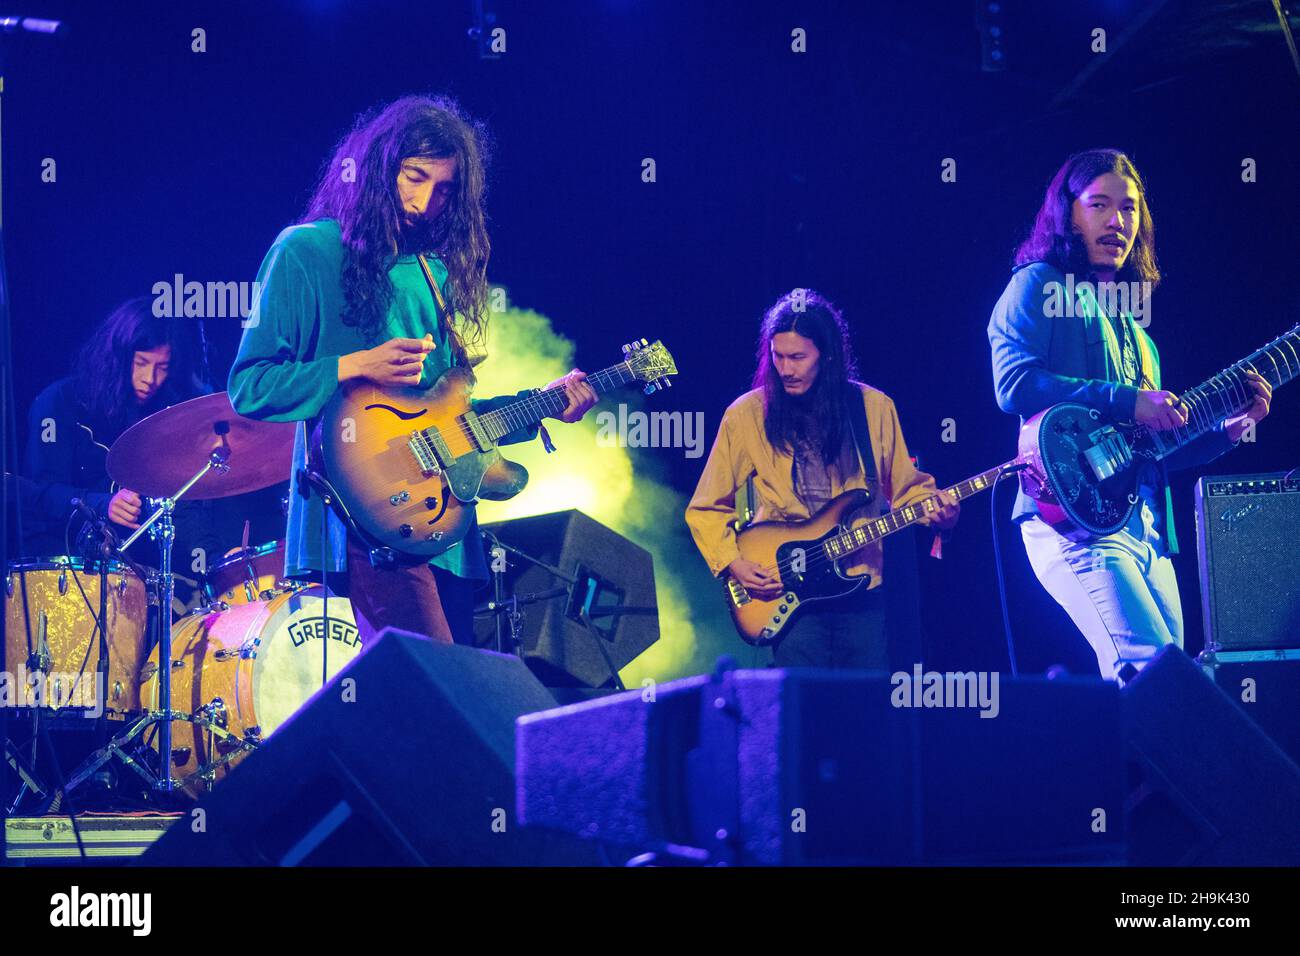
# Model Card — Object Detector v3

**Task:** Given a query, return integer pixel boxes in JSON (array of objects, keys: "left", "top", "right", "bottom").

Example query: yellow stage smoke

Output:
[{"left": 471, "top": 296, "right": 749, "bottom": 685}]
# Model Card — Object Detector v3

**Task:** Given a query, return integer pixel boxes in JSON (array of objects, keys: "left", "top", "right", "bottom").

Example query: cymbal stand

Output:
[{"left": 62, "top": 443, "right": 233, "bottom": 798}]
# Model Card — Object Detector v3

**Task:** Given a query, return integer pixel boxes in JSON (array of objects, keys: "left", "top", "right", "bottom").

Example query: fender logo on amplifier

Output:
[{"left": 1219, "top": 501, "right": 1262, "bottom": 532}]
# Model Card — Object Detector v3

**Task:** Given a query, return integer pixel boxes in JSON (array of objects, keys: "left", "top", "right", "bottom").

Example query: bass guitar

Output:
[{"left": 726, "top": 459, "right": 1022, "bottom": 645}]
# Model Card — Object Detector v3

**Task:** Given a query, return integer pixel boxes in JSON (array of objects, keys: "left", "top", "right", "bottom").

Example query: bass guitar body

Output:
[{"left": 726, "top": 489, "right": 873, "bottom": 646}]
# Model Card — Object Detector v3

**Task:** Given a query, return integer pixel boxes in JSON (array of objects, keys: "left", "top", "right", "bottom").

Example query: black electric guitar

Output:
[{"left": 1018, "top": 324, "right": 1299, "bottom": 541}]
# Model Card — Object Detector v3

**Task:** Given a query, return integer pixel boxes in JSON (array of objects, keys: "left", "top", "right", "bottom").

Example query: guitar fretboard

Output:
[
  {"left": 420, "top": 361, "right": 637, "bottom": 446},
  {"left": 1145, "top": 324, "right": 1300, "bottom": 458},
  {"left": 821, "top": 459, "right": 1021, "bottom": 562}
]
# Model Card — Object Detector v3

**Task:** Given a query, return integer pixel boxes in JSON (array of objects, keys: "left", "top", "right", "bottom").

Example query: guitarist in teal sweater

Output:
[
  {"left": 229, "top": 96, "right": 596, "bottom": 646},
  {"left": 987, "top": 149, "right": 1272, "bottom": 681}
]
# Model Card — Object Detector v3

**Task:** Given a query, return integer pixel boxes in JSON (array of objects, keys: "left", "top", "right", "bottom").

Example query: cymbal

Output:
[{"left": 107, "top": 393, "right": 297, "bottom": 500}]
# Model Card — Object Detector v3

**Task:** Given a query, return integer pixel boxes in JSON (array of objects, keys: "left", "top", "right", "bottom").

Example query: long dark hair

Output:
[
  {"left": 74, "top": 296, "right": 207, "bottom": 435},
  {"left": 1014, "top": 148, "right": 1161, "bottom": 289},
  {"left": 752, "top": 289, "right": 860, "bottom": 473},
  {"left": 304, "top": 94, "right": 493, "bottom": 361}
]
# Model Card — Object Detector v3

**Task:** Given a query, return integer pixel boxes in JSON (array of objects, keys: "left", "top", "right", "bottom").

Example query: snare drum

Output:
[
  {"left": 3, "top": 558, "right": 149, "bottom": 718},
  {"left": 204, "top": 540, "right": 295, "bottom": 606},
  {"left": 139, "top": 586, "right": 363, "bottom": 795}
]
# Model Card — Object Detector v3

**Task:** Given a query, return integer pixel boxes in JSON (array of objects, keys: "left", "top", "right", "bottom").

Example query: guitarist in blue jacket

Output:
[{"left": 987, "top": 149, "right": 1271, "bottom": 681}]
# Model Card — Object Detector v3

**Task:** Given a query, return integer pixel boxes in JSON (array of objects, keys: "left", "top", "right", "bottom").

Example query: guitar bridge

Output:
[
  {"left": 726, "top": 577, "right": 751, "bottom": 607},
  {"left": 408, "top": 429, "right": 447, "bottom": 475}
]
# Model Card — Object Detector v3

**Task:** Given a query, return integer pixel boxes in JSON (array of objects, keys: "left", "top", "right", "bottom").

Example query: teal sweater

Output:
[{"left": 228, "top": 219, "right": 538, "bottom": 579}]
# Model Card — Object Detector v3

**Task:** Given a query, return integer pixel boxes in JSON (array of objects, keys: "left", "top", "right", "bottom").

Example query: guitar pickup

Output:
[
  {"left": 726, "top": 577, "right": 751, "bottom": 607},
  {"left": 1083, "top": 427, "right": 1132, "bottom": 482},
  {"left": 461, "top": 411, "right": 493, "bottom": 452}
]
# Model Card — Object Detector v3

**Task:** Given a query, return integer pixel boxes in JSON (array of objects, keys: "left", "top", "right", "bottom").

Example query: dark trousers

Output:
[
  {"left": 771, "top": 583, "right": 888, "bottom": 670},
  {"left": 343, "top": 535, "right": 476, "bottom": 647}
]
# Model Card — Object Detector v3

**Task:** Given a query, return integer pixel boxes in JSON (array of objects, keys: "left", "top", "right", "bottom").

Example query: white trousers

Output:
[{"left": 1019, "top": 504, "right": 1183, "bottom": 681}]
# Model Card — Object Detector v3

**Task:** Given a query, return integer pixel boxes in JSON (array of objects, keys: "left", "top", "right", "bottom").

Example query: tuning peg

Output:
[
  {"left": 664, "top": 378, "right": 672, "bottom": 387},
  {"left": 643, "top": 384, "right": 655, "bottom": 395},
  {"left": 622, "top": 343, "right": 630, "bottom": 354},
  {"left": 640, "top": 337, "right": 648, "bottom": 346}
]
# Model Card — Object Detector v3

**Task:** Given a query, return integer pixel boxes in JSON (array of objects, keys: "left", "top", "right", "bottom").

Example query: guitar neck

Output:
[
  {"left": 1144, "top": 324, "right": 1300, "bottom": 458},
  {"left": 474, "top": 361, "right": 638, "bottom": 442},
  {"left": 822, "top": 458, "right": 1021, "bottom": 560}
]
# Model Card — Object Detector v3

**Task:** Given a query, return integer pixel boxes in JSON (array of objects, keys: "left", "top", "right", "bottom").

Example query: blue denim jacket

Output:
[{"left": 987, "top": 261, "right": 1234, "bottom": 552}]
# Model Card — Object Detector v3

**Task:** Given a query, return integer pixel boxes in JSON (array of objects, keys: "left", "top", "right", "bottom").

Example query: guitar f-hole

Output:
[{"left": 424, "top": 493, "right": 450, "bottom": 526}]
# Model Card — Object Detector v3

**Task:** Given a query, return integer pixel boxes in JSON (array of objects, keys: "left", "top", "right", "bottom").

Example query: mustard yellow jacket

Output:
[{"left": 685, "top": 383, "right": 940, "bottom": 586}]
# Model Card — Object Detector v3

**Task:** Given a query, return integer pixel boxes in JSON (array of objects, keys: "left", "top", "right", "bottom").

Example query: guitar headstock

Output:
[{"left": 622, "top": 338, "right": 678, "bottom": 394}]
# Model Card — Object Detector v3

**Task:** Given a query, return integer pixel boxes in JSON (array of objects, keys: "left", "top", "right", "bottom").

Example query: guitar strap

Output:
[
  {"left": 845, "top": 383, "right": 878, "bottom": 497},
  {"left": 730, "top": 471, "right": 758, "bottom": 533},
  {"left": 416, "top": 254, "right": 465, "bottom": 368},
  {"left": 415, "top": 253, "right": 556, "bottom": 454},
  {"left": 1132, "top": 322, "right": 1158, "bottom": 390}
]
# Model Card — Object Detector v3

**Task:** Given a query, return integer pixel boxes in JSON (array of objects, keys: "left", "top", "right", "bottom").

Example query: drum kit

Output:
[{"left": 4, "top": 393, "right": 364, "bottom": 810}]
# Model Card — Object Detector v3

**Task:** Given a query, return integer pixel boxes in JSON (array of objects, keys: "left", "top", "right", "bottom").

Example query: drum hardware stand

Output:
[
  {"left": 71, "top": 499, "right": 152, "bottom": 745},
  {"left": 61, "top": 705, "right": 253, "bottom": 797},
  {"left": 188, "top": 713, "right": 261, "bottom": 793},
  {"left": 4, "top": 737, "right": 49, "bottom": 814},
  {"left": 296, "top": 465, "right": 345, "bottom": 693},
  {"left": 61, "top": 439, "right": 236, "bottom": 799},
  {"left": 77, "top": 504, "right": 128, "bottom": 749}
]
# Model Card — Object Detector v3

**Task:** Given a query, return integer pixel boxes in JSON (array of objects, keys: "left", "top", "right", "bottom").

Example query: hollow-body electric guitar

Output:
[
  {"left": 310, "top": 338, "right": 677, "bottom": 559},
  {"left": 1018, "top": 324, "right": 1299, "bottom": 542},
  {"left": 726, "top": 460, "right": 1022, "bottom": 645}
]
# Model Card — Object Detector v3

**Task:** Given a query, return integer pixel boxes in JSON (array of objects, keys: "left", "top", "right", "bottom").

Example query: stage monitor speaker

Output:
[
  {"left": 140, "top": 629, "right": 601, "bottom": 866},
  {"left": 1199, "top": 650, "right": 1300, "bottom": 766},
  {"left": 518, "top": 667, "right": 1125, "bottom": 865},
  {"left": 1195, "top": 473, "right": 1300, "bottom": 651},
  {"left": 1121, "top": 645, "right": 1300, "bottom": 865},
  {"left": 475, "top": 509, "right": 658, "bottom": 688}
]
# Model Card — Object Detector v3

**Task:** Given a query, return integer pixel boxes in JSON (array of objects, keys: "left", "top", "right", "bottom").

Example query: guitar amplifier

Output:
[{"left": 1194, "top": 473, "right": 1300, "bottom": 651}]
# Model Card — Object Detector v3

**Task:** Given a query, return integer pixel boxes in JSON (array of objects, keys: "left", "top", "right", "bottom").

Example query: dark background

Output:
[{"left": 4, "top": 0, "right": 1298, "bottom": 679}]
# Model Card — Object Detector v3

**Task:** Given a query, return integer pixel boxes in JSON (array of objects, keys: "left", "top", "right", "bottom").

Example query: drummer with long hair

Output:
[{"left": 19, "top": 296, "right": 218, "bottom": 563}]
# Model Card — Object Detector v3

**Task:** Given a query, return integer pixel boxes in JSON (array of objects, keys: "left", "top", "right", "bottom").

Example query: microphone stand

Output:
[
  {"left": 0, "top": 12, "right": 68, "bottom": 863},
  {"left": 477, "top": 530, "right": 571, "bottom": 660},
  {"left": 70, "top": 497, "right": 148, "bottom": 748},
  {"left": 95, "top": 526, "right": 110, "bottom": 745}
]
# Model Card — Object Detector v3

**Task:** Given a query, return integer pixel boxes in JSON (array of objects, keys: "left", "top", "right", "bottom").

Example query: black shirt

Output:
[{"left": 19, "top": 375, "right": 222, "bottom": 569}]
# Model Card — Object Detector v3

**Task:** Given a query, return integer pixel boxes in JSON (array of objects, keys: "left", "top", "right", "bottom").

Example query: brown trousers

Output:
[{"left": 343, "top": 535, "right": 475, "bottom": 647}]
